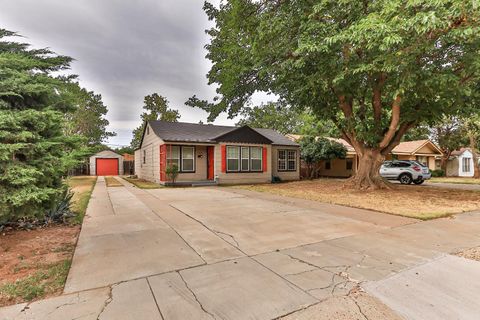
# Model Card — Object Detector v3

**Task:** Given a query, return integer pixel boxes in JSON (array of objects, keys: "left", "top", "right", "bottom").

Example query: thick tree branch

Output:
[
  {"left": 378, "top": 95, "right": 401, "bottom": 149},
  {"left": 372, "top": 73, "right": 386, "bottom": 123},
  {"left": 381, "top": 121, "right": 416, "bottom": 155}
]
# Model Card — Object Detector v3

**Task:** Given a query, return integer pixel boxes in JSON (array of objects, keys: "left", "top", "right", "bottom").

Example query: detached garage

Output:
[{"left": 90, "top": 150, "right": 124, "bottom": 176}]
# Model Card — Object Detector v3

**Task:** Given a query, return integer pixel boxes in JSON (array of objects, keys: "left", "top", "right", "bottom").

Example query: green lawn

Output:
[
  {"left": 123, "top": 177, "right": 162, "bottom": 189},
  {"left": 67, "top": 176, "right": 97, "bottom": 224},
  {"left": 429, "top": 177, "right": 480, "bottom": 185},
  {"left": 0, "top": 260, "right": 71, "bottom": 303}
]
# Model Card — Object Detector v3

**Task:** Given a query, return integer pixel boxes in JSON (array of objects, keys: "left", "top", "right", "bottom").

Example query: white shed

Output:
[
  {"left": 447, "top": 148, "right": 476, "bottom": 177},
  {"left": 89, "top": 150, "right": 124, "bottom": 176}
]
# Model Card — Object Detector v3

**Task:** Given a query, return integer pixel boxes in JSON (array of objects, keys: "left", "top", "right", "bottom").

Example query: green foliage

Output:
[
  {"left": 63, "top": 83, "right": 115, "bottom": 146},
  {"left": 114, "top": 146, "right": 134, "bottom": 155},
  {"left": 431, "top": 169, "right": 445, "bottom": 177},
  {"left": 131, "top": 93, "right": 180, "bottom": 149},
  {"left": 299, "top": 136, "right": 347, "bottom": 164},
  {"left": 165, "top": 164, "right": 179, "bottom": 184},
  {"left": 0, "top": 29, "right": 88, "bottom": 224},
  {"left": 236, "top": 102, "right": 340, "bottom": 136},
  {"left": 236, "top": 102, "right": 304, "bottom": 134},
  {"left": 0, "top": 260, "right": 71, "bottom": 302},
  {"left": 188, "top": 0, "right": 480, "bottom": 186},
  {"left": 44, "top": 189, "right": 74, "bottom": 224},
  {"left": 431, "top": 116, "right": 468, "bottom": 157}
]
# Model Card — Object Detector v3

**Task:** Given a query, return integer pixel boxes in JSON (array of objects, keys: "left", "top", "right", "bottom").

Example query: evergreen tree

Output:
[{"left": 0, "top": 29, "right": 83, "bottom": 223}]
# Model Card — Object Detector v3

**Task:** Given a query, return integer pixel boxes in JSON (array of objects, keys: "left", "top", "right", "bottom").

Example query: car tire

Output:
[
  {"left": 413, "top": 179, "right": 425, "bottom": 185},
  {"left": 399, "top": 173, "right": 413, "bottom": 185}
]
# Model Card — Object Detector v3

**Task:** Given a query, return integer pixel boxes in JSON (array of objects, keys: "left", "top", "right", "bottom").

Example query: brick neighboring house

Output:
[
  {"left": 287, "top": 135, "right": 442, "bottom": 178},
  {"left": 134, "top": 121, "right": 300, "bottom": 185}
]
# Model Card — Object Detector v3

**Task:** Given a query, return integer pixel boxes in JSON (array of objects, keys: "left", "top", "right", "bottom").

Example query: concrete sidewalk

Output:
[{"left": 2, "top": 177, "right": 480, "bottom": 320}]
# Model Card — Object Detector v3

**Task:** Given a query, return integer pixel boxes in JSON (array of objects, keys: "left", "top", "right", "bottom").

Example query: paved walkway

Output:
[{"left": 2, "top": 177, "right": 480, "bottom": 320}]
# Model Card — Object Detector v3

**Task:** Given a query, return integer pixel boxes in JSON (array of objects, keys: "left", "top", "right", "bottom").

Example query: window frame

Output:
[
  {"left": 181, "top": 146, "right": 195, "bottom": 173},
  {"left": 166, "top": 145, "right": 196, "bottom": 173},
  {"left": 277, "top": 149, "right": 297, "bottom": 172},
  {"left": 226, "top": 145, "right": 264, "bottom": 173},
  {"left": 346, "top": 158, "right": 353, "bottom": 171},
  {"left": 463, "top": 157, "right": 471, "bottom": 172},
  {"left": 241, "top": 146, "right": 250, "bottom": 172}
]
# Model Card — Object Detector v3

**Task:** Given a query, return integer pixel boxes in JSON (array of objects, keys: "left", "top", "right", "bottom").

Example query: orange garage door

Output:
[{"left": 96, "top": 158, "right": 119, "bottom": 176}]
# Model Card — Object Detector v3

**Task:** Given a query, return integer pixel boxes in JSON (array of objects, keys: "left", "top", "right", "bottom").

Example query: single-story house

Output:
[
  {"left": 286, "top": 136, "right": 442, "bottom": 178},
  {"left": 90, "top": 150, "right": 124, "bottom": 176},
  {"left": 447, "top": 148, "right": 478, "bottom": 177},
  {"left": 134, "top": 121, "right": 300, "bottom": 185}
]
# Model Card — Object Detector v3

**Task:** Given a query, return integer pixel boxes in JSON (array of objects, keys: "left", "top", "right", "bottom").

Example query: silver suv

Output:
[{"left": 380, "top": 160, "right": 431, "bottom": 185}]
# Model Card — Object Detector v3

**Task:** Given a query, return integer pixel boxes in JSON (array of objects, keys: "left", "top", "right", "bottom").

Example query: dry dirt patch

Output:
[
  {"left": 234, "top": 179, "right": 480, "bottom": 220},
  {"left": 0, "top": 225, "right": 80, "bottom": 306},
  {"left": 0, "top": 176, "right": 96, "bottom": 306},
  {"left": 455, "top": 247, "right": 480, "bottom": 262}
]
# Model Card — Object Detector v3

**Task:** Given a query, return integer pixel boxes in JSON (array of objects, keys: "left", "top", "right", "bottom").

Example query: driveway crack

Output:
[
  {"left": 212, "top": 229, "right": 240, "bottom": 248},
  {"left": 96, "top": 285, "right": 113, "bottom": 320},
  {"left": 177, "top": 271, "right": 218, "bottom": 320}
]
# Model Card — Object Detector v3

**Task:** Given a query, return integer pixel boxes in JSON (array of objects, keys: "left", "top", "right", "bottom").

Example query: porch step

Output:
[{"left": 191, "top": 181, "right": 218, "bottom": 187}]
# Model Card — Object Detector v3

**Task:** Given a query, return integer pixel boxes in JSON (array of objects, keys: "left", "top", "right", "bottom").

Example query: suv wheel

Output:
[
  {"left": 399, "top": 173, "right": 413, "bottom": 185},
  {"left": 413, "top": 179, "right": 425, "bottom": 185}
]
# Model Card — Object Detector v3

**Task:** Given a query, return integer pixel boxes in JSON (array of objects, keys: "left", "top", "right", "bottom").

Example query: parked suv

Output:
[{"left": 380, "top": 160, "right": 431, "bottom": 185}]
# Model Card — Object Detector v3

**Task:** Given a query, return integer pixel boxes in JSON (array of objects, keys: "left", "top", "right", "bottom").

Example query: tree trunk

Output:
[
  {"left": 347, "top": 148, "right": 391, "bottom": 190},
  {"left": 468, "top": 134, "right": 480, "bottom": 179},
  {"left": 440, "top": 154, "right": 450, "bottom": 176}
]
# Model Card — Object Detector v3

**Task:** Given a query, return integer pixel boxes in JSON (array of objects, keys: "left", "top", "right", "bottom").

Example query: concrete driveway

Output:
[{"left": 2, "top": 177, "right": 480, "bottom": 320}]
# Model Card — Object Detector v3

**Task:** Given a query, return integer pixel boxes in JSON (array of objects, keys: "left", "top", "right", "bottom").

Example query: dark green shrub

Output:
[
  {"left": 166, "top": 164, "right": 179, "bottom": 184},
  {"left": 431, "top": 169, "right": 445, "bottom": 177}
]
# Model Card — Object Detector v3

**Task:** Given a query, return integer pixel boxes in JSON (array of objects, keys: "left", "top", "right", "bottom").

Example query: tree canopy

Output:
[
  {"left": 189, "top": 0, "right": 480, "bottom": 189},
  {"left": 64, "top": 83, "right": 115, "bottom": 146},
  {"left": 131, "top": 93, "right": 180, "bottom": 149},
  {"left": 299, "top": 136, "right": 347, "bottom": 179},
  {"left": 0, "top": 29, "right": 83, "bottom": 223}
]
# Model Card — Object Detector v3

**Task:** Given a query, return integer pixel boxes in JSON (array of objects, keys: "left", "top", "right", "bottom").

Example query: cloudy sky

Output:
[{"left": 0, "top": 0, "right": 270, "bottom": 147}]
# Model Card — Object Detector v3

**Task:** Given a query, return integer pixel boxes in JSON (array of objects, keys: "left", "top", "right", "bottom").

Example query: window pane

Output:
[
  {"left": 278, "top": 150, "right": 286, "bottom": 160},
  {"left": 227, "top": 146, "right": 239, "bottom": 158},
  {"left": 168, "top": 146, "right": 180, "bottom": 159},
  {"left": 288, "top": 160, "right": 295, "bottom": 170},
  {"left": 182, "top": 159, "right": 194, "bottom": 171},
  {"left": 241, "top": 147, "right": 249, "bottom": 171},
  {"left": 227, "top": 159, "right": 239, "bottom": 171},
  {"left": 278, "top": 160, "right": 286, "bottom": 171},
  {"left": 167, "top": 159, "right": 180, "bottom": 168},
  {"left": 251, "top": 147, "right": 262, "bottom": 159},
  {"left": 251, "top": 159, "right": 262, "bottom": 171},
  {"left": 182, "top": 147, "right": 194, "bottom": 159}
]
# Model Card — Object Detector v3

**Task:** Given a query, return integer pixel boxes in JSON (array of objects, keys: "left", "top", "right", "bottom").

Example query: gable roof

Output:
[
  {"left": 145, "top": 120, "right": 299, "bottom": 146},
  {"left": 451, "top": 148, "right": 477, "bottom": 157},
  {"left": 286, "top": 135, "right": 442, "bottom": 156}
]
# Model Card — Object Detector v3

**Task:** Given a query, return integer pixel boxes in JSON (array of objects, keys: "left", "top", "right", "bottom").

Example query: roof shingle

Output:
[{"left": 147, "top": 121, "right": 299, "bottom": 146}]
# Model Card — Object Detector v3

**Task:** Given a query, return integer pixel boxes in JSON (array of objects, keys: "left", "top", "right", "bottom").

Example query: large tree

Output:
[
  {"left": 64, "top": 83, "right": 115, "bottom": 146},
  {"left": 188, "top": 0, "right": 480, "bottom": 189},
  {"left": 0, "top": 29, "right": 84, "bottom": 223},
  {"left": 130, "top": 93, "right": 180, "bottom": 149}
]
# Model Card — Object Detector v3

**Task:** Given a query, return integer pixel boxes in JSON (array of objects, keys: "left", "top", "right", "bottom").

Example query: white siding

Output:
[
  {"left": 458, "top": 150, "right": 475, "bottom": 177},
  {"left": 135, "top": 123, "right": 163, "bottom": 183}
]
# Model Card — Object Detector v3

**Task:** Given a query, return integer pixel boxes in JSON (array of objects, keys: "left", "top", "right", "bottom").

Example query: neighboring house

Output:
[
  {"left": 287, "top": 136, "right": 442, "bottom": 178},
  {"left": 134, "top": 121, "right": 300, "bottom": 185},
  {"left": 90, "top": 150, "right": 124, "bottom": 176},
  {"left": 447, "top": 148, "right": 478, "bottom": 177}
]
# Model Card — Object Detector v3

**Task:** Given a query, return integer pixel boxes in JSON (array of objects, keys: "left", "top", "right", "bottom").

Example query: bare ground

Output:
[{"left": 234, "top": 179, "right": 480, "bottom": 220}]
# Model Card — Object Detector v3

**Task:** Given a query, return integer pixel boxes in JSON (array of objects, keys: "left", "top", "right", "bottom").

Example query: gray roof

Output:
[{"left": 147, "top": 120, "right": 298, "bottom": 146}]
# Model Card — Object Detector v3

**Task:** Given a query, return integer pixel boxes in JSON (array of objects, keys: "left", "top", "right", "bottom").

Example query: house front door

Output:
[{"left": 207, "top": 146, "right": 214, "bottom": 180}]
